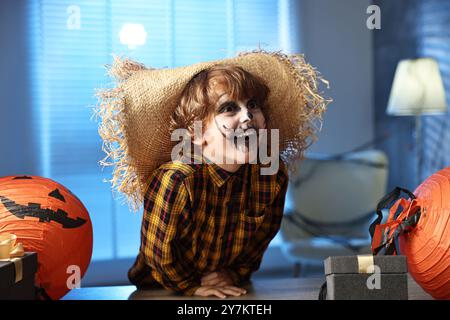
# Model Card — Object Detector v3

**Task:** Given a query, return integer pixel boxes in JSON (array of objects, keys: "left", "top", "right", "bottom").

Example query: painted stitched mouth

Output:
[
  {"left": 223, "top": 125, "right": 257, "bottom": 137},
  {"left": 222, "top": 125, "right": 258, "bottom": 151},
  {"left": 233, "top": 131, "right": 257, "bottom": 151}
]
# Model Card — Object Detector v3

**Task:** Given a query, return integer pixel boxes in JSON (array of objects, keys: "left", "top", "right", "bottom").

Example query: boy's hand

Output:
[
  {"left": 200, "top": 270, "right": 234, "bottom": 287},
  {"left": 193, "top": 285, "right": 247, "bottom": 299}
]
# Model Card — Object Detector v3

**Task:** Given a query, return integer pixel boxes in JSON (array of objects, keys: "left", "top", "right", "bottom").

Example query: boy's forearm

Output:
[
  {"left": 180, "top": 284, "right": 201, "bottom": 296},
  {"left": 153, "top": 269, "right": 201, "bottom": 296},
  {"left": 150, "top": 260, "right": 201, "bottom": 295},
  {"left": 227, "top": 267, "right": 252, "bottom": 285}
]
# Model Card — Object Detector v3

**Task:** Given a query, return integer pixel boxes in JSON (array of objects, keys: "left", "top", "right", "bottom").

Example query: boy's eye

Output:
[
  {"left": 219, "top": 103, "right": 237, "bottom": 113},
  {"left": 224, "top": 105, "right": 234, "bottom": 112},
  {"left": 247, "top": 99, "right": 258, "bottom": 109}
]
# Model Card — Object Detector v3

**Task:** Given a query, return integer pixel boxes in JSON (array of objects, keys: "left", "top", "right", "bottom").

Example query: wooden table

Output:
[{"left": 63, "top": 275, "right": 433, "bottom": 300}]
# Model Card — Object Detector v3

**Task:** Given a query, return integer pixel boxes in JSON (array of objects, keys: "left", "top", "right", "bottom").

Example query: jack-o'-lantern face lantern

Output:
[{"left": 0, "top": 175, "right": 93, "bottom": 300}]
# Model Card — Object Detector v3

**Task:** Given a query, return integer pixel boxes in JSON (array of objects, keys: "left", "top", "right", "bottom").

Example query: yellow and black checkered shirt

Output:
[{"left": 128, "top": 152, "right": 288, "bottom": 296}]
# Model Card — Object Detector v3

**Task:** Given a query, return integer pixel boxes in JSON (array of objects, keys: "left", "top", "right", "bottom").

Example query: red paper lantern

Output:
[
  {"left": 371, "top": 167, "right": 450, "bottom": 299},
  {"left": 0, "top": 175, "right": 93, "bottom": 299},
  {"left": 399, "top": 167, "right": 450, "bottom": 300}
]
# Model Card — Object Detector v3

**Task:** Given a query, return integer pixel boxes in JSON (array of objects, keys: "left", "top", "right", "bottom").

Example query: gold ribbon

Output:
[
  {"left": 0, "top": 233, "right": 25, "bottom": 283},
  {"left": 357, "top": 254, "right": 375, "bottom": 274}
]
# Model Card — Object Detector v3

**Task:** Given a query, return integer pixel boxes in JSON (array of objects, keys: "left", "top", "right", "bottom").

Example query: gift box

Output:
[
  {"left": 323, "top": 255, "right": 408, "bottom": 300},
  {"left": 0, "top": 252, "right": 38, "bottom": 300}
]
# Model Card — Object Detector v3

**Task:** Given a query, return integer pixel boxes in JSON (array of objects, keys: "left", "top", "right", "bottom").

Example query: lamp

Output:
[{"left": 387, "top": 58, "right": 447, "bottom": 185}]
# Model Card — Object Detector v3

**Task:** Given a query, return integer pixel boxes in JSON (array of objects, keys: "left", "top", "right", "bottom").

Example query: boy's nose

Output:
[{"left": 239, "top": 108, "right": 253, "bottom": 122}]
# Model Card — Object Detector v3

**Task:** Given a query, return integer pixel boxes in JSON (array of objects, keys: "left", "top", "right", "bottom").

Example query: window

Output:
[{"left": 28, "top": 0, "right": 299, "bottom": 284}]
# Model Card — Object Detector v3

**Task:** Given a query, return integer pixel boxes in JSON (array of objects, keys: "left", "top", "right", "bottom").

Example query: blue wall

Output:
[
  {"left": 0, "top": 0, "right": 39, "bottom": 177},
  {"left": 373, "top": 0, "right": 420, "bottom": 191},
  {"left": 374, "top": 0, "right": 450, "bottom": 191},
  {"left": 299, "top": 0, "right": 375, "bottom": 156}
]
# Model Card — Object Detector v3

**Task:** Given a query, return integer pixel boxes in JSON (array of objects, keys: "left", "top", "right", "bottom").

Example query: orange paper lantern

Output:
[
  {"left": 0, "top": 175, "right": 93, "bottom": 300},
  {"left": 371, "top": 167, "right": 450, "bottom": 300}
]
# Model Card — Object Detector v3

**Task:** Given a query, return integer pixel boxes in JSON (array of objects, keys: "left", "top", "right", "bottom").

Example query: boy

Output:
[
  {"left": 128, "top": 64, "right": 288, "bottom": 298},
  {"left": 96, "top": 51, "right": 329, "bottom": 298}
]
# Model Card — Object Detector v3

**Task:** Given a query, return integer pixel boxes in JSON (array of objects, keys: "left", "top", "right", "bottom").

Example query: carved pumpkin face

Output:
[{"left": 0, "top": 175, "right": 93, "bottom": 300}]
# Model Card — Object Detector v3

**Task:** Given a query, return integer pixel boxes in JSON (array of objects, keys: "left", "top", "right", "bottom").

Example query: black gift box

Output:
[
  {"left": 323, "top": 255, "right": 408, "bottom": 300},
  {"left": 0, "top": 252, "right": 38, "bottom": 300}
]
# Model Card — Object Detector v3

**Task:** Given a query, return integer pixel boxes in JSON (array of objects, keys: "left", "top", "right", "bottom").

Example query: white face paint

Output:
[{"left": 200, "top": 92, "right": 267, "bottom": 171}]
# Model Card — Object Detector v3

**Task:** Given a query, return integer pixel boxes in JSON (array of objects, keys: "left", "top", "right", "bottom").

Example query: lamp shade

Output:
[{"left": 387, "top": 58, "right": 447, "bottom": 116}]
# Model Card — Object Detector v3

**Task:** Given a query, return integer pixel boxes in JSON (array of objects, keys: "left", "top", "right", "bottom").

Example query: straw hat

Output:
[{"left": 94, "top": 50, "right": 331, "bottom": 211}]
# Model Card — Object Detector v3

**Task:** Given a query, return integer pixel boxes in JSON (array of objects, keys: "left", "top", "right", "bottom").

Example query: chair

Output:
[{"left": 279, "top": 150, "right": 388, "bottom": 277}]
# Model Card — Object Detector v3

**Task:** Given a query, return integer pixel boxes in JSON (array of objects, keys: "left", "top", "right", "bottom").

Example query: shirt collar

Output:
[{"left": 189, "top": 151, "right": 247, "bottom": 188}]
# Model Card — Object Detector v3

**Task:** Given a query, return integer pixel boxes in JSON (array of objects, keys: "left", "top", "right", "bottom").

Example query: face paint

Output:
[
  {"left": 201, "top": 92, "right": 267, "bottom": 166},
  {"left": 213, "top": 114, "right": 259, "bottom": 153}
]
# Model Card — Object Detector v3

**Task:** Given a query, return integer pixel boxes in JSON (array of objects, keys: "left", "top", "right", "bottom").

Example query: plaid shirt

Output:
[{"left": 128, "top": 152, "right": 288, "bottom": 296}]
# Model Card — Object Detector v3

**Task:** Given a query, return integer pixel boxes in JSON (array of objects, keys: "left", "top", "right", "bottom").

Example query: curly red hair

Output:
[{"left": 169, "top": 64, "right": 270, "bottom": 136}]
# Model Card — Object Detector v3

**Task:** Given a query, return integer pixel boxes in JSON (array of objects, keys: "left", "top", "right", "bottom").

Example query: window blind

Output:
[
  {"left": 28, "top": 0, "right": 294, "bottom": 262},
  {"left": 417, "top": 0, "right": 450, "bottom": 180}
]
